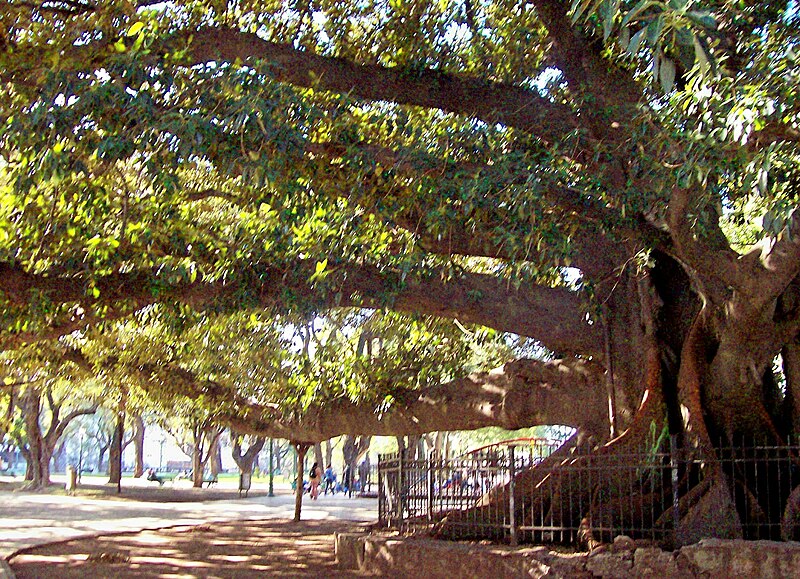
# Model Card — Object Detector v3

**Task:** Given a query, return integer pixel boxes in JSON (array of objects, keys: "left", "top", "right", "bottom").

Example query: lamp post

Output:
[
  {"left": 159, "top": 437, "right": 165, "bottom": 471},
  {"left": 268, "top": 438, "right": 274, "bottom": 497}
]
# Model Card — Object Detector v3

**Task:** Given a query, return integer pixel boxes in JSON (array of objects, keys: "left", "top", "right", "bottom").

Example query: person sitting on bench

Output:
[{"left": 146, "top": 468, "right": 163, "bottom": 485}]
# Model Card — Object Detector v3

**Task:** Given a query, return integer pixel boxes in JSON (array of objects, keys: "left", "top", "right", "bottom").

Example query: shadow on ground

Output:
[
  {"left": 0, "top": 479, "right": 271, "bottom": 503},
  {"left": 9, "top": 518, "right": 376, "bottom": 578}
]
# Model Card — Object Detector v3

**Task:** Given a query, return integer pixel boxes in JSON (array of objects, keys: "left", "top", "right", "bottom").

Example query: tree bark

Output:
[
  {"left": 293, "top": 442, "right": 310, "bottom": 521},
  {"left": 18, "top": 384, "right": 96, "bottom": 488},
  {"left": 108, "top": 412, "right": 124, "bottom": 485},
  {"left": 231, "top": 432, "right": 266, "bottom": 474},
  {"left": 178, "top": 357, "right": 609, "bottom": 443},
  {"left": 20, "top": 386, "right": 47, "bottom": 487},
  {"left": 342, "top": 435, "right": 370, "bottom": 495},
  {"left": 210, "top": 435, "right": 222, "bottom": 479},
  {"left": 0, "top": 260, "right": 603, "bottom": 358},
  {"left": 324, "top": 439, "right": 334, "bottom": 469},
  {"left": 190, "top": 422, "right": 223, "bottom": 487},
  {"left": 132, "top": 415, "right": 145, "bottom": 478}
]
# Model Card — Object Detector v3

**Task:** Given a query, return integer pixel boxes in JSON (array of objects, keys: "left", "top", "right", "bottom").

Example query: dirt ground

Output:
[
  {"left": 8, "top": 518, "right": 376, "bottom": 578},
  {"left": 3, "top": 480, "right": 378, "bottom": 577}
]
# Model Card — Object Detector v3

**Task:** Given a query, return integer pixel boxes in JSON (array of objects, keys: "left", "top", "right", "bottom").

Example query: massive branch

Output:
[
  {"left": 0, "top": 259, "right": 604, "bottom": 355},
  {"left": 531, "top": 0, "right": 642, "bottom": 118},
  {"left": 147, "top": 357, "right": 608, "bottom": 442},
  {"left": 181, "top": 27, "right": 581, "bottom": 147}
]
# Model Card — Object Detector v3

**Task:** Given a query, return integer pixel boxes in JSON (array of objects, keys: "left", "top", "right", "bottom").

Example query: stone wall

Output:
[{"left": 335, "top": 533, "right": 800, "bottom": 578}]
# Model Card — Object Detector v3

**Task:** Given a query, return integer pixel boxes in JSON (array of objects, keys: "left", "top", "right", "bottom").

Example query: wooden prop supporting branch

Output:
[{"left": 293, "top": 441, "right": 311, "bottom": 522}]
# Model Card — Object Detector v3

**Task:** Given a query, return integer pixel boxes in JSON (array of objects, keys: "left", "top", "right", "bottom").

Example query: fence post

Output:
[
  {"left": 427, "top": 450, "right": 435, "bottom": 522},
  {"left": 378, "top": 454, "right": 384, "bottom": 526},
  {"left": 508, "top": 444, "right": 518, "bottom": 546},
  {"left": 398, "top": 448, "right": 405, "bottom": 528},
  {"left": 670, "top": 434, "right": 680, "bottom": 547}
]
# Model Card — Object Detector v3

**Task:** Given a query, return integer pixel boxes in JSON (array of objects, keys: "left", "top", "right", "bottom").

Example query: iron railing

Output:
[{"left": 378, "top": 439, "right": 800, "bottom": 548}]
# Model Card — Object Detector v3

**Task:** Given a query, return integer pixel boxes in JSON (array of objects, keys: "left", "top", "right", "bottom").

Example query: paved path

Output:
[{"left": 0, "top": 479, "right": 377, "bottom": 560}]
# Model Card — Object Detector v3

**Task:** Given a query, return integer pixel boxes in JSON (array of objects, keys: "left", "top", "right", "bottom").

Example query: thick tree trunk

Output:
[
  {"left": 293, "top": 442, "right": 309, "bottom": 521},
  {"left": 132, "top": 415, "right": 145, "bottom": 477},
  {"left": 19, "top": 383, "right": 97, "bottom": 489},
  {"left": 20, "top": 387, "right": 48, "bottom": 488},
  {"left": 782, "top": 344, "right": 800, "bottom": 437},
  {"left": 231, "top": 432, "right": 266, "bottom": 474},
  {"left": 210, "top": 436, "right": 222, "bottom": 479},
  {"left": 21, "top": 446, "right": 33, "bottom": 481},
  {"left": 190, "top": 423, "right": 223, "bottom": 487},
  {"left": 434, "top": 255, "right": 800, "bottom": 546},
  {"left": 313, "top": 443, "right": 323, "bottom": 471},
  {"left": 108, "top": 413, "right": 124, "bottom": 484},
  {"left": 191, "top": 440, "right": 203, "bottom": 488},
  {"left": 342, "top": 435, "right": 370, "bottom": 495}
]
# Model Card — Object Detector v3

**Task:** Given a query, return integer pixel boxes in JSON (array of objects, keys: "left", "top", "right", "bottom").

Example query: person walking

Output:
[
  {"left": 323, "top": 464, "right": 336, "bottom": 495},
  {"left": 342, "top": 464, "right": 353, "bottom": 497},
  {"left": 309, "top": 462, "right": 322, "bottom": 500}
]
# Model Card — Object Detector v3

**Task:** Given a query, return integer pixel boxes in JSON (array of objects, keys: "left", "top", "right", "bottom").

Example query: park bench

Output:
[{"left": 202, "top": 476, "right": 218, "bottom": 488}]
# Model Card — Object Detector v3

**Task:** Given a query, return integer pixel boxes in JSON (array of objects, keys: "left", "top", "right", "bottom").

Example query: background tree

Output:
[
  {"left": 231, "top": 430, "right": 266, "bottom": 476},
  {"left": 1, "top": 347, "right": 98, "bottom": 487}
]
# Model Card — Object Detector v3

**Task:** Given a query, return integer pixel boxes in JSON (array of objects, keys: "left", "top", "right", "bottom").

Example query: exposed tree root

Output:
[
  {"left": 431, "top": 312, "right": 795, "bottom": 548},
  {"left": 782, "top": 484, "right": 800, "bottom": 540}
]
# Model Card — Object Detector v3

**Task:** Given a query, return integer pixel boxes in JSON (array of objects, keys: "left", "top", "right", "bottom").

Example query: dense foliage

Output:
[{"left": 1, "top": 2, "right": 800, "bottom": 537}]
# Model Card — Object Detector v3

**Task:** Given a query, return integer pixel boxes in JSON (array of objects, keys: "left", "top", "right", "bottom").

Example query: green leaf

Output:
[
  {"left": 619, "top": 26, "right": 630, "bottom": 48},
  {"left": 686, "top": 11, "right": 717, "bottom": 29},
  {"left": 692, "top": 34, "right": 712, "bottom": 75},
  {"left": 621, "top": 0, "right": 656, "bottom": 28},
  {"left": 646, "top": 15, "right": 664, "bottom": 47},
  {"left": 627, "top": 28, "right": 646, "bottom": 55},
  {"left": 660, "top": 57, "right": 676, "bottom": 92},
  {"left": 127, "top": 22, "right": 146, "bottom": 37},
  {"left": 601, "top": 0, "right": 618, "bottom": 41}
]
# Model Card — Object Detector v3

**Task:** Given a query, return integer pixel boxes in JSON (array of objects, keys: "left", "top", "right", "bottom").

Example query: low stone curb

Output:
[{"left": 335, "top": 533, "right": 800, "bottom": 578}]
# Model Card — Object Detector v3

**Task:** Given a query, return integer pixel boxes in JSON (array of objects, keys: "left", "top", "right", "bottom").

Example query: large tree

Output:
[{"left": 1, "top": 0, "right": 799, "bottom": 540}]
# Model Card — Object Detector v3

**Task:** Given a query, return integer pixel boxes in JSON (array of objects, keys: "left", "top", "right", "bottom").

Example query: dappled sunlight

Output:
[
  {"left": 208, "top": 554, "right": 257, "bottom": 563},
  {"left": 126, "top": 534, "right": 178, "bottom": 546},
  {"left": 6, "top": 554, "right": 88, "bottom": 565},
  {"left": 132, "top": 556, "right": 214, "bottom": 568},
  {"left": 9, "top": 518, "right": 374, "bottom": 578}
]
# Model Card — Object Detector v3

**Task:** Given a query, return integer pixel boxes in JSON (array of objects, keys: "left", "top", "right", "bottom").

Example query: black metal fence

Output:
[
  {"left": 378, "top": 438, "right": 566, "bottom": 542},
  {"left": 378, "top": 439, "right": 800, "bottom": 547}
]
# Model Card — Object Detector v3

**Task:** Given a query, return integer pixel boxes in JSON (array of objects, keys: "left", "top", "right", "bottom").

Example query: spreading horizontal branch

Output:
[
  {"left": 178, "top": 27, "right": 583, "bottom": 146},
  {"left": 0, "top": 259, "right": 604, "bottom": 356},
  {"left": 144, "top": 357, "right": 608, "bottom": 442}
]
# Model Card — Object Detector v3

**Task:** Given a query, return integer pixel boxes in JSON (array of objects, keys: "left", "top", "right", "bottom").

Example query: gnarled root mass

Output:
[{"left": 432, "top": 436, "right": 800, "bottom": 549}]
